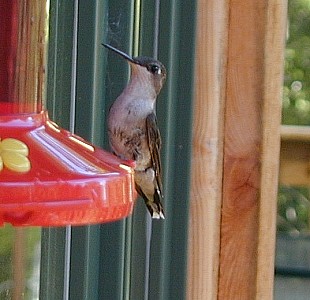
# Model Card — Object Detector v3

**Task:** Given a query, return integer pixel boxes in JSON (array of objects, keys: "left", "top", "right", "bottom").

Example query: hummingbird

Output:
[{"left": 102, "top": 43, "right": 166, "bottom": 219}]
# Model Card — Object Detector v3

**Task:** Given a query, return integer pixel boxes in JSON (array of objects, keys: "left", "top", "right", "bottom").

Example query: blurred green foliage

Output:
[
  {"left": 282, "top": 0, "right": 310, "bottom": 125},
  {"left": 0, "top": 226, "right": 40, "bottom": 299},
  {"left": 278, "top": 186, "right": 310, "bottom": 234},
  {"left": 278, "top": 0, "right": 310, "bottom": 236},
  {"left": 0, "top": 225, "right": 14, "bottom": 295}
]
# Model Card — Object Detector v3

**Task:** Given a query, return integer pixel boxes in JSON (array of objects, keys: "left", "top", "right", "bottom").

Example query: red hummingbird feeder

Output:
[{"left": 0, "top": 1, "right": 136, "bottom": 226}]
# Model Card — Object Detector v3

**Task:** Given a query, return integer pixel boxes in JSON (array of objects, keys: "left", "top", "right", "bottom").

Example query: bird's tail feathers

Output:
[
  {"left": 137, "top": 186, "right": 165, "bottom": 219},
  {"left": 148, "top": 189, "right": 165, "bottom": 219},
  {"left": 147, "top": 200, "right": 165, "bottom": 219}
]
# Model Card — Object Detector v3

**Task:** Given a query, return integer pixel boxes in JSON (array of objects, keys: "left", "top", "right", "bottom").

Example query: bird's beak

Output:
[{"left": 102, "top": 43, "right": 137, "bottom": 65}]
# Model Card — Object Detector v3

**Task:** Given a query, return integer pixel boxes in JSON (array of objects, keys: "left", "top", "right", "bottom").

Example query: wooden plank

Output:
[
  {"left": 219, "top": 0, "right": 286, "bottom": 299},
  {"left": 13, "top": 228, "right": 26, "bottom": 300},
  {"left": 281, "top": 125, "right": 310, "bottom": 142},
  {"left": 219, "top": 1, "right": 265, "bottom": 298},
  {"left": 280, "top": 126, "right": 310, "bottom": 186},
  {"left": 187, "top": 0, "right": 228, "bottom": 299},
  {"left": 280, "top": 140, "right": 310, "bottom": 186},
  {"left": 256, "top": 0, "right": 287, "bottom": 298}
]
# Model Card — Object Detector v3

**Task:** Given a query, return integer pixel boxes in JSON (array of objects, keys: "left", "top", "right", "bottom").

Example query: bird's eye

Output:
[{"left": 149, "top": 64, "right": 161, "bottom": 74}]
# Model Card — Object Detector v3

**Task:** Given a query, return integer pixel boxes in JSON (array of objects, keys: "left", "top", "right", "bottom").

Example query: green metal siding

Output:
[
  {"left": 40, "top": 2, "right": 75, "bottom": 299},
  {"left": 41, "top": 0, "right": 197, "bottom": 299}
]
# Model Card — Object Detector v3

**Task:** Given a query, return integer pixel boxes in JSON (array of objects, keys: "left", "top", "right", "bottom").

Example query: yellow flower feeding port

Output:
[{"left": 0, "top": 138, "right": 31, "bottom": 173}]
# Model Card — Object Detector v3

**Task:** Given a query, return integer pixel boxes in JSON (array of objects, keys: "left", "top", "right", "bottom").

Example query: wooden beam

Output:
[
  {"left": 187, "top": 0, "right": 228, "bottom": 299},
  {"left": 281, "top": 125, "right": 310, "bottom": 142},
  {"left": 256, "top": 0, "right": 287, "bottom": 297},
  {"left": 220, "top": 0, "right": 287, "bottom": 298},
  {"left": 219, "top": 1, "right": 266, "bottom": 298},
  {"left": 188, "top": 0, "right": 287, "bottom": 299}
]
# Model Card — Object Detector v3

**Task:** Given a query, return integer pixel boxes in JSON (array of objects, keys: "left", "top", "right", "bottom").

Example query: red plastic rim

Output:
[{"left": 0, "top": 111, "right": 137, "bottom": 226}]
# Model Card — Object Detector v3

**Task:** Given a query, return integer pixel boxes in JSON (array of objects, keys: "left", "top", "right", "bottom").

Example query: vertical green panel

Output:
[
  {"left": 131, "top": 0, "right": 197, "bottom": 299},
  {"left": 40, "top": 228, "right": 67, "bottom": 300},
  {"left": 69, "top": 226, "right": 100, "bottom": 300},
  {"left": 98, "top": 1, "right": 136, "bottom": 299},
  {"left": 46, "top": 0, "right": 75, "bottom": 129},
  {"left": 40, "top": 1, "right": 75, "bottom": 299},
  {"left": 129, "top": 2, "right": 156, "bottom": 300},
  {"left": 74, "top": 1, "right": 105, "bottom": 143},
  {"left": 155, "top": 0, "right": 196, "bottom": 297},
  {"left": 68, "top": 0, "right": 137, "bottom": 299},
  {"left": 158, "top": 1, "right": 196, "bottom": 298},
  {"left": 68, "top": 1, "right": 105, "bottom": 300}
]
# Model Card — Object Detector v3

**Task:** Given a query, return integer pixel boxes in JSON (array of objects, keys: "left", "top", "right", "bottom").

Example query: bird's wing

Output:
[{"left": 146, "top": 113, "right": 163, "bottom": 196}]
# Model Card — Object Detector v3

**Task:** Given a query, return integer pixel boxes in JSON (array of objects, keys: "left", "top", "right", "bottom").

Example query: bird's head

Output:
[{"left": 103, "top": 43, "right": 166, "bottom": 95}]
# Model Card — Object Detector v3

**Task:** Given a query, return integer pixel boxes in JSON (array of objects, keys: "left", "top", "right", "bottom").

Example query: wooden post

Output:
[
  {"left": 187, "top": 0, "right": 287, "bottom": 299},
  {"left": 13, "top": 228, "right": 26, "bottom": 300},
  {"left": 187, "top": 0, "right": 228, "bottom": 299},
  {"left": 256, "top": 1, "right": 287, "bottom": 297}
]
